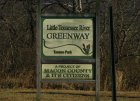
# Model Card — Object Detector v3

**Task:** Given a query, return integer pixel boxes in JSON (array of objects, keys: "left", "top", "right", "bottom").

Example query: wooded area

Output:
[{"left": 0, "top": 0, "right": 139, "bottom": 91}]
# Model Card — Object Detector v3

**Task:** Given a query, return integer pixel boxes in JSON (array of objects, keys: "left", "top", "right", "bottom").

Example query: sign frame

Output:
[{"left": 36, "top": 1, "right": 102, "bottom": 101}]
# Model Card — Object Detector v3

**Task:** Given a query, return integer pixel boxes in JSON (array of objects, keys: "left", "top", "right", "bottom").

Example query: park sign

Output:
[
  {"left": 41, "top": 17, "right": 94, "bottom": 59},
  {"left": 42, "top": 64, "right": 93, "bottom": 80}
]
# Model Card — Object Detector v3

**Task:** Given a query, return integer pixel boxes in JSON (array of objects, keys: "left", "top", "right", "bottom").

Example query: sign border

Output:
[
  {"left": 41, "top": 16, "right": 96, "bottom": 60},
  {"left": 41, "top": 64, "right": 94, "bottom": 81}
]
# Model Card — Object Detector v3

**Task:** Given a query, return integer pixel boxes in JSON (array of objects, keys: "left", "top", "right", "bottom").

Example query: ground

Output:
[{"left": 0, "top": 89, "right": 140, "bottom": 101}]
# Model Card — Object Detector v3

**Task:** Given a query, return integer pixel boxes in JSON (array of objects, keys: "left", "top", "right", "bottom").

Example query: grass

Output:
[{"left": 0, "top": 89, "right": 140, "bottom": 101}]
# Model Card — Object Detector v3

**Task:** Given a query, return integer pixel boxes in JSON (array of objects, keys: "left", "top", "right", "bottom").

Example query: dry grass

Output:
[{"left": 0, "top": 89, "right": 140, "bottom": 101}]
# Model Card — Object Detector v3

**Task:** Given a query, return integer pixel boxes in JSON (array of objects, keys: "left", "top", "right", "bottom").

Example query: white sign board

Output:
[
  {"left": 42, "top": 18, "right": 94, "bottom": 58},
  {"left": 42, "top": 64, "right": 93, "bottom": 80}
]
